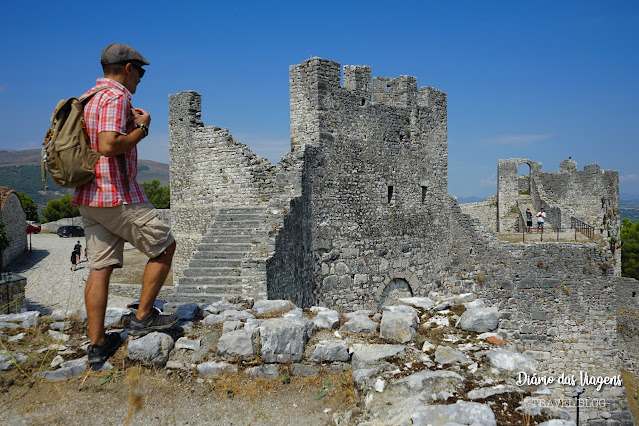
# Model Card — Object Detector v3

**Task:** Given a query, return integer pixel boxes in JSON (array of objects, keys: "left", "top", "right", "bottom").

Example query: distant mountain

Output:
[
  {"left": 0, "top": 149, "right": 169, "bottom": 209},
  {"left": 456, "top": 196, "right": 486, "bottom": 204}
]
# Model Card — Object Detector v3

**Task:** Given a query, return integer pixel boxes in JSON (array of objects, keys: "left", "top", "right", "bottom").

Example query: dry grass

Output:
[
  {"left": 621, "top": 369, "right": 639, "bottom": 422},
  {"left": 110, "top": 248, "right": 173, "bottom": 286},
  {"left": 207, "top": 366, "right": 355, "bottom": 407}
]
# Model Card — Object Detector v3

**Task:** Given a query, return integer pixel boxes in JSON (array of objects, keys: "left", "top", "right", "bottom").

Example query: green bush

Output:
[
  {"left": 621, "top": 218, "right": 639, "bottom": 279},
  {"left": 42, "top": 194, "right": 79, "bottom": 223}
]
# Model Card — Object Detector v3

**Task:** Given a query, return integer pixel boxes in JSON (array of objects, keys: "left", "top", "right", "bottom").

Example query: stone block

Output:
[
  {"left": 311, "top": 340, "right": 350, "bottom": 363},
  {"left": 259, "top": 318, "right": 313, "bottom": 363},
  {"left": 218, "top": 329, "right": 256, "bottom": 361},
  {"left": 379, "top": 311, "right": 417, "bottom": 343},
  {"left": 127, "top": 332, "right": 175, "bottom": 367}
]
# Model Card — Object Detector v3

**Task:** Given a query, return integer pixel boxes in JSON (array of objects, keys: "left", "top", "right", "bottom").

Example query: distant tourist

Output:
[
  {"left": 74, "top": 240, "right": 82, "bottom": 263},
  {"left": 71, "top": 43, "right": 178, "bottom": 367},
  {"left": 70, "top": 250, "right": 77, "bottom": 271},
  {"left": 536, "top": 208, "right": 547, "bottom": 232},
  {"left": 526, "top": 208, "right": 533, "bottom": 233}
]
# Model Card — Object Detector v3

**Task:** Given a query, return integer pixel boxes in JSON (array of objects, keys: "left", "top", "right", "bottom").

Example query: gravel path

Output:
[{"left": 7, "top": 233, "right": 133, "bottom": 314}]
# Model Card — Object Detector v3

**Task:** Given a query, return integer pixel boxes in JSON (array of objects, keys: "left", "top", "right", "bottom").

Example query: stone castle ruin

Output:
[{"left": 168, "top": 57, "right": 638, "bottom": 422}]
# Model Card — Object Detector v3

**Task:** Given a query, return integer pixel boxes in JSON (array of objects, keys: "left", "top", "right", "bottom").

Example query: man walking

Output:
[
  {"left": 72, "top": 43, "right": 177, "bottom": 366},
  {"left": 74, "top": 240, "right": 82, "bottom": 263}
]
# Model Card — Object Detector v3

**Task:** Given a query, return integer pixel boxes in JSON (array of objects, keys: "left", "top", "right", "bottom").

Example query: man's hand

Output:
[{"left": 132, "top": 108, "right": 151, "bottom": 127}]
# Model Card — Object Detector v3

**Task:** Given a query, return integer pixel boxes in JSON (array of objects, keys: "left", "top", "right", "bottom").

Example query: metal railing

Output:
[
  {"left": 571, "top": 217, "right": 595, "bottom": 239},
  {"left": 517, "top": 222, "right": 596, "bottom": 242}
]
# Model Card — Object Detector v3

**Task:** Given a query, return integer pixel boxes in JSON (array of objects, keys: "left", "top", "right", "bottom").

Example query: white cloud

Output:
[
  {"left": 620, "top": 174, "right": 638, "bottom": 182},
  {"left": 480, "top": 173, "right": 497, "bottom": 188}
]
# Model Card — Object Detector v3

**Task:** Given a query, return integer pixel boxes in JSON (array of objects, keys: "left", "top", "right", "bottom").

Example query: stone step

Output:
[
  {"left": 186, "top": 259, "right": 243, "bottom": 268},
  {"left": 208, "top": 220, "right": 264, "bottom": 229},
  {"left": 199, "top": 235, "right": 259, "bottom": 244},
  {"left": 182, "top": 267, "right": 241, "bottom": 277},
  {"left": 193, "top": 251, "right": 251, "bottom": 259},
  {"left": 218, "top": 207, "right": 270, "bottom": 214},
  {"left": 173, "top": 283, "right": 247, "bottom": 294},
  {"left": 214, "top": 213, "right": 270, "bottom": 222},
  {"left": 196, "top": 242, "right": 256, "bottom": 252},
  {"left": 166, "top": 292, "right": 240, "bottom": 304},
  {"left": 203, "top": 228, "right": 268, "bottom": 236},
  {"left": 177, "top": 275, "right": 247, "bottom": 285}
]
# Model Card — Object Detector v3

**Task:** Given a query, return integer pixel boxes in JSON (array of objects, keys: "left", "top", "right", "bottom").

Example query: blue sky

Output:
[{"left": 1, "top": 1, "right": 637, "bottom": 198}]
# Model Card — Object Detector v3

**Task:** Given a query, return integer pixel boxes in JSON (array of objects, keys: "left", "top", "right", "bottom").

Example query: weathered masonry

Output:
[
  {"left": 0, "top": 186, "right": 26, "bottom": 271},
  {"left": 167, "top": 57, "right": 639, "bottom": 423},
  {"left": 168, "top": 58, "right": 451, "bottom": 309}
]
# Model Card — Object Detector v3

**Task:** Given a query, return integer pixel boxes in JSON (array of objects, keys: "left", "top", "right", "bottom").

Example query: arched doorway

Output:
[{"left": 377, "top": 278, "right": 413, "bottom": 310}]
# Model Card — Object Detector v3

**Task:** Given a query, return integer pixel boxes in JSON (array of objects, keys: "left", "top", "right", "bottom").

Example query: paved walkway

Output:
[{"left": 6, "top": 233, "right": 131, "bottom": 314}]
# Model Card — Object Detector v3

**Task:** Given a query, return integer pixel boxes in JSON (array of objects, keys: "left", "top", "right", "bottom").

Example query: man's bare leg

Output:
[
  {"left": 85, "top": 266, "right": 114, "bottom": 345},
  {"left": 136, "top": 241, "right": 176, "bottom": 320}
]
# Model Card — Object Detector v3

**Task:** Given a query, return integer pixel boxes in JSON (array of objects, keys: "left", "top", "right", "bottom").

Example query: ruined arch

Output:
[{"left": 377, "top": 278, "right": 413, "bottom": 310}]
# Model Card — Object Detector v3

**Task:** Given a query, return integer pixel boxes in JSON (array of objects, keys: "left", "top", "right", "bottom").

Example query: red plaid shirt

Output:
[{"left": 73, "top": 78, "right": 148, "bottom": 207}]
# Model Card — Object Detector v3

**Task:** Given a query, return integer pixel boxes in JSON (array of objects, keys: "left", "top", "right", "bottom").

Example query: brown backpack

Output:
[{"left": 41, "top": 87, "right": 109, "bottom": 189}]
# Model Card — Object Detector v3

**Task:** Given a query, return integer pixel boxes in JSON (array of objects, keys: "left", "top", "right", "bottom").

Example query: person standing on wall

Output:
[
  {"left": 536, "top": 208, "right": 547, "bottom": 233},
  {"left": 526, "top": 208, "right": 533, "bottom": 233},
  {"left": 72, "top": 43, "right": 178, "bottom": 366}
]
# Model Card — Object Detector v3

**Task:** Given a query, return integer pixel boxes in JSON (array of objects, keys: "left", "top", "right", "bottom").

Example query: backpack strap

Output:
[{"left": 79, "top": 86, "right": 111, "bottom": 103}]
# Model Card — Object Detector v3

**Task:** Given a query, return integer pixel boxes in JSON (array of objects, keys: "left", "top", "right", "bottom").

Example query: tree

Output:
[
  {"left": 17, "top": 192, "right": 39, "bottom": 222},
  {"left": 42, "top": 194, "right": 80, "bottom": 223},
  {"left": 141, "top": 179, "right": 170, "bottom": 209},
  {"left": 621, "top": 218, "right": 639, "bottom": 280}
]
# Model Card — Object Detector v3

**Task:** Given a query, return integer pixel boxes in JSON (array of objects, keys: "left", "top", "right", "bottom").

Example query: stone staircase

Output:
[{"left": 168, "top": 206, "right": 282, "bottom": 304}]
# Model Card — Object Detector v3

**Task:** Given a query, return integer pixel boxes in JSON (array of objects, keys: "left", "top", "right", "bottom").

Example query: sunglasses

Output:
[
  {"left": 130, "top": 63, "right": 146, "bottom": 78},
  {"left": 119, "top": 61, "right": 145, "bottom": 78}
]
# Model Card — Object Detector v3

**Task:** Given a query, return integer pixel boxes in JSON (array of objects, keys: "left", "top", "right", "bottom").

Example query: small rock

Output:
[
  {"left": 434, "top": 345, "right": 470, "bottom": 365},
  {"left": 312, "top": 309, "right": 340, "bottom": 330},
  {"left": 245, "top": 364, "right": 280, "bottom": 379},
  {"left": 175, "top": 337, "right": 201, "bottom": 351},
  {"left": 222, "top": 320, "right": 243, "bottom": 334},
  {"left": 50, "top": 321, "right": 71, "bottom": 331},
  {"left": 252, "top": 300, "right": 296, "bottom": 316},
  {"left": 127, "top": 332, "right": 175, "bottom": 367},
  {"left": 218, "top": 329, "right": 256, "bottom": 361},
  {"left": 175, "top": 303, "right": 200, "bottom": 320},
  {"left": 48, "top": 330, "right": 70, "bottom": 342},
  {"left": 8, "top": 333, "right": 25, "bottom": 342},
  {"left": 399, "top": 297, "right": 435, "bottom": 310},
  {"left": 311, "top": 341, "right": 350, "bottom": 363},
  {"left": 458, "top": 308, "right": 501, "bottom": 333},
  {"left": 202, "top": 314, "right": 224, "bottom": 325},
  {"left": 340, "top": 315, "right": 378, "bottom": 334},
  {"left": 197, "top": 361, "right": 238, "bottom": 377},
  {"left": 50, "top": 355, "right": 65, "bottom": 368}
]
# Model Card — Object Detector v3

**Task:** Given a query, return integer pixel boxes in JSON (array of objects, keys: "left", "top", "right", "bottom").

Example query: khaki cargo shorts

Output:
[{"left": 78, "top": 202, "right": 175, "bottom": 270}]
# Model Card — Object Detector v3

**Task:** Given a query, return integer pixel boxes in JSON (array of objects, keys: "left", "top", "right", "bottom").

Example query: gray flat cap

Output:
[{"left": 100, "top": 43, "right": 150, "bottom": 65}]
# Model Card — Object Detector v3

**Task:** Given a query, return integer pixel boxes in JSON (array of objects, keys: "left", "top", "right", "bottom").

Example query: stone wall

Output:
[
  {"left": 497, "top": 158, "right": 619, "bottom": 238},
  {"left": 449, "top": 197, "right": 631, "bottom": 422},
  {"left": 615, "top": 277, "right": 639, "bottom": 374},
  {"left": 0, "top": 188, "right": 26, "bottom": 270},
  {"left": 168, "top": 91, "right": 277, "bottom": 282},
  {"left": 269, "top": 58, "right": 452, "bottom": 310},
  {"left": 458, "top": 196, "right": 498, "bottom": 233}
]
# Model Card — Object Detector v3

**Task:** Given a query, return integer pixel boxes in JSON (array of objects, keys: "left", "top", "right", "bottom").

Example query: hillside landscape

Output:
[{"left": 0, "top": 149, "right": 169, "bottom": 208}]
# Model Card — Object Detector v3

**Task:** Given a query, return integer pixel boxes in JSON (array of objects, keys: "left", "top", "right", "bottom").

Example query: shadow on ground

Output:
[{"left": 5, "top": 249, "right": 50, "bottom": 273}]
